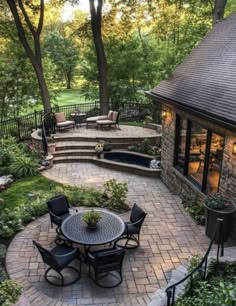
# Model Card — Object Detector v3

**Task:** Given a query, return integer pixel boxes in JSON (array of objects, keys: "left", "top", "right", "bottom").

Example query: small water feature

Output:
[{"left": 104, "top": 152, "right": 153, "bottom": 168}]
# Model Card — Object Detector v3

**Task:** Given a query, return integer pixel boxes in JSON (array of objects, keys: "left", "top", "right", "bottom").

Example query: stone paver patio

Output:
[
  {"left": 53, "top": 125, "right": 159, "bottom": 139},
  {"left": 6, "top": 163, "right": 210, "bottom": 306}
]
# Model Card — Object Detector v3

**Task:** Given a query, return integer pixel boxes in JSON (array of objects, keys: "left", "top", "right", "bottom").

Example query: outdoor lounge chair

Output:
[
  {"left": 47, "top": 195, "right": 78, "bottom": 245},
  {"left": 86, "top": 110, "right": 114, "bottom": 128},
  {"left": 87, "top": 245, "right": 126, "bottom": 288},
  {"left": 115, "top": 203, "right": 147, "bottom": 249},
  {"left": 33, "top": 240, "right": 81, "bottom": 286},
  {"left": 96, "top": 111, "right": 120, "bottom": 129},
  {"left": 55, "top": 112, "right": 75, "bottom": 131}
]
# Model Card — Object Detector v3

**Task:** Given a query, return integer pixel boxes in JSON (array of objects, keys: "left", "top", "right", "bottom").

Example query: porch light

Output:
[
  {"left": 162, "top": 109, "right": 167, "bottom": 119},
  {"left": 233, "top": 142, "right": 236, "bottom": 155}
]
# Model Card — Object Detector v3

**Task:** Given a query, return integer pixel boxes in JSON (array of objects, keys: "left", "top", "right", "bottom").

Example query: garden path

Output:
[{"left": 7, "top": 163, "right": 209, "bottom": 306}]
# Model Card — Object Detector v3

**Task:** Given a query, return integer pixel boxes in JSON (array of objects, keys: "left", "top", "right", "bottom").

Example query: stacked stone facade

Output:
[{"left": 161, "top": 104, "right": 236, "bottom": 240}]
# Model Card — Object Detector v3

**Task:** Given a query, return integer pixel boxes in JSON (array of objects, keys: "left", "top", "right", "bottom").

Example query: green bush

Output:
[
  {"left": 0, "top": 280, "right": 22, "bottom": 306},
  {"left": 9, "top": 156, "right": 39, "bottom": 178},
  {"left": 104, "top": 179, "right": 128, "bottom": 211},
  {"left": 183, "top": 197, "right": 205, "bottom": 225},
  {"left": 128, "top": 139, "right": 159, "bottom": 156},
  {"left": 176, "top": 257, "right": 236, "bottom": 306},
  {"left": 205, "top": 192, "right": 229, "bottom": 210}
]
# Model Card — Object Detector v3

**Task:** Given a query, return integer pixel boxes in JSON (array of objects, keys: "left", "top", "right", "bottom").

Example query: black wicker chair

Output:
[
  {"left": 115, "top": 203, "right": 147, "bottom": 249},
  {"left": 87, "top": 246, "right": 126, "bottom": 288},
  {"left": 33, "top": 240, "right": 81, "bottom": 286},
  {"left": 47, "top": 195, "right": 77, "bottom": 245}
]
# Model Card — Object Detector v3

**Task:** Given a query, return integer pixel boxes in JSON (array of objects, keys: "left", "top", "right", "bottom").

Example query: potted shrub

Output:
[
  {"left": 204, "top": 193, "right": 236, "bottom": 242},
  {"left": 95, "top": 143, "right": 104, "bottom": 158},
  {"left": 82, "top": 210, "right": 102, "bottom": 229}
]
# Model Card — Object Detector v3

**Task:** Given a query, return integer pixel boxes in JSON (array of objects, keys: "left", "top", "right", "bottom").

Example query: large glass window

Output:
[
  {"left": 174, "top": 115, "right": 225, "bottom": 193},
  {"left": 175, "top": 118, "right": 187, "bottom": 172},
  {"left": 206, "top": 133, "right": 224, "bottom": 193},
  {"left": 188, "top": 123, "right": 208, "bottom": 186}
]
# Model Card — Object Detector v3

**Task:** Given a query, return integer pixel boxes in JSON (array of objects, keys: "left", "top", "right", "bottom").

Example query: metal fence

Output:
[{"left": 0, "top": 101, "right": 160, "bottom": 140}]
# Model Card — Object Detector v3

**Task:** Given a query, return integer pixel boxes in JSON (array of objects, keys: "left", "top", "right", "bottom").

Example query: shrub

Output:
[
  {"left": 0, "top": 280, "right": 22, "bottom": 306},
  {"left": 183, "top": 197, "right": 205, "bottom": 225},
  {"left": 205, "top": 192, "right": 229, "bottom": 210},
  {"left": 82, "top": 210, "right": 102, "bottom": 225},
  {"left": 9, "top": 156, "right": 38, "bottom": 178},
  {"left": 128, "top": 139, "right": 159, "bottom": 156},
  {"left": 104, "top": 179, "right": 128, "bottom": 211},
  {"left": 0, "top": 207, "right": 24, "bottom": 237}
]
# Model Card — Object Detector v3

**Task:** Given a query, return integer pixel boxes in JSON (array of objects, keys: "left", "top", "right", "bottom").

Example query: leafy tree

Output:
[{"left": 44, "top": 30, "right": 79, "bottom": 89}]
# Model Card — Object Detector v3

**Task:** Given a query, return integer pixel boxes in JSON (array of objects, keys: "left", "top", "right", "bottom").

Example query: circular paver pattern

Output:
[{"left": 7, "top": 163, "right": 209, "bottom": 306}]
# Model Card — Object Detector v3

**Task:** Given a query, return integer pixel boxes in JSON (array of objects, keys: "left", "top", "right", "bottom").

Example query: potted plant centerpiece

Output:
[
  {"left": 82, "top": 210, "right": 102, "bottom": 229},
  {"left": 204, "top": 193, "right": 236, "bottom": 242}
]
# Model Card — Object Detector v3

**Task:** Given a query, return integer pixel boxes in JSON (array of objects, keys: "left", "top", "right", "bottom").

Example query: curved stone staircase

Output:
[{"left": 50, "top": 133, "right": 161, "bottom": 177}]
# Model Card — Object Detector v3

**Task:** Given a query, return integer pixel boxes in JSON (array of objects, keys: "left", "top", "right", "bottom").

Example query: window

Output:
[
  {"left": 174, "top": 115, "right": 224, "bottom": 193},
  {"left": 175, "top": 117, "right": 187, "bottom": 172}
]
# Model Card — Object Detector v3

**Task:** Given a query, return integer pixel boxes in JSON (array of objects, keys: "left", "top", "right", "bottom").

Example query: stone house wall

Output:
[{"left": 161, "top": 103, "right": 236, "bottom": 240}]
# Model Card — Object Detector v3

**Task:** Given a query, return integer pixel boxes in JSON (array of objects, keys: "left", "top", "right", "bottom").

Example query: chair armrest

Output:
[
  {"left": 54, "top": 248, "right": 78, "bottom": 258},
  {"left": 49, "top": 210, "right": 62, "bottom": 225},
  {"left": 68, "top": 203, "right": 78, "bottom": 213},
  {"left": 127, "top": 217, "right": 145, "bottom": 227}
]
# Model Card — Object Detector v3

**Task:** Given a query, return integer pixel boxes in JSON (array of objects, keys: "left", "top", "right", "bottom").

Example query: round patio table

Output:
[
  {"left": 70, "top": 113, "right": 86, "bottom": 128},
  {"left": 61, "top": 210, "right": 125, "bottom": 246}
]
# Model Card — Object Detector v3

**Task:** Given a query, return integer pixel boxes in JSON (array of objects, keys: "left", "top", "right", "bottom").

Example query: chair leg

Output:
[{"left": 45, "top": 266, "right": 80, "bottom": 287}]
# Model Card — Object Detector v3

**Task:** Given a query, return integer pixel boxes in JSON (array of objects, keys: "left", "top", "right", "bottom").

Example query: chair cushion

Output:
[
  {"left": 96, "top": 120, "right": 115, "bottom": 125},
  {"left": 86, "top": 116, "right": 100, "bottom": 122},
  {"left": 55, "top": 112, "right": 66, "bottom": 123},
  {"left": 51, "top": 245, "right": 77, "bottom": 269},
  {"left": 57, "top": 121, "right": 74, "bottom": 127},
  {"left": 107, "top": 111, "right": 113, "bottom": 120},
  {"left": 112, "top": 111, "right": 119, "bottom": 122},
  {"left": 130, "top": 203, "right": 146, "bottom": 223}
]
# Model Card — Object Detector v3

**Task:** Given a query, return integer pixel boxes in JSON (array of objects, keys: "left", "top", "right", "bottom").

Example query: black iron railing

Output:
[
  {"left": 0, "top": 101, "right": 161, "bottom": 140},
  {"left": 166, "top": 218, "right": 225, "bottom": 306}
]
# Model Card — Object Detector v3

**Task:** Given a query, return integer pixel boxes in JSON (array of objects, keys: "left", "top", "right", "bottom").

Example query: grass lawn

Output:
[
  {"left": 1, "top": 175, "right": 61, "bottom": 209},
  {"left": 53, "top": 89, "right": 93, "bottom": 106},
  {"left": 120, "top": 121, "right": 143, "bottom": 127}
]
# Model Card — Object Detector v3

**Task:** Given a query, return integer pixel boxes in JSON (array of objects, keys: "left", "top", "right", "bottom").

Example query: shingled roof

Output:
[{"left": 146, "top": 12, "right": 236, "bottom": 130}]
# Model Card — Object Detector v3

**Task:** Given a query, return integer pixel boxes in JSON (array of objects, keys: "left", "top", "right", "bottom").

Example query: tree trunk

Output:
[
  {"left": 89, "top": 0, "right": 109, "bottom": 115},
  {"left": 212, "top": 0, "right": 228, "bottom": 25},
  {"left": 6, "top": 0, "right": 51, "bottom": 112}
]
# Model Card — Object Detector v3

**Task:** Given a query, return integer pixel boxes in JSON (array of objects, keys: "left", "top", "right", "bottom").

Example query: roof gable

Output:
[{"left": 147, "top": 12, "right": 236, "bottom": 128}]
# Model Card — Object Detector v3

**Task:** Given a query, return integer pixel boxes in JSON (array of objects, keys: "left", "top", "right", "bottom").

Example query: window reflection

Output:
[
  {"left": 207, "top": 133, "right": 224, "bottom": 193},
  {"left": 176, "top": 119, "right": 187, "bottom": 171},
  {"left": 188, "top": 123, "right": 207, "bottom": 187}
]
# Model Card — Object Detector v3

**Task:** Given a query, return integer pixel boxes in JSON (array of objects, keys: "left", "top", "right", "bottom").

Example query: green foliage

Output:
[
  {"left": 128, "top": 139, "right": 159, "bottom": 156},
  {"left": 82, "top": 210, "right": 102, "bottom": 225},
  {"left": 0, "top": 280, "right": 22, "bottom": 306},
  {"left": 0, "top": 244, "right": 6, "bottom": 261},
  {"left": 0, "top": 137, "right": 41, "bottom": 177},
  {"left": 104, "top": 179, "right": 128, "bottom": 211},
  {"left": 9, "top": 156, "right": 39, "bottom": 178},
  {"left": 44, "top": 30, "right": 79, "bottom": 89},
  {"left": 183, "top": 197, "right": 205, "bottom": 225},
  {"left": 205, "top": 193, "right": 229, "bottom": 210},
  {"left": 176, "top": 257, "right": 236, "bottom": 306}
]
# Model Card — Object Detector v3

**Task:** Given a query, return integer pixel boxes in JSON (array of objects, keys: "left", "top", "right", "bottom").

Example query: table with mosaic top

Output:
[{"left": 61, "top": 210, "right": 125, "bottom": 246}]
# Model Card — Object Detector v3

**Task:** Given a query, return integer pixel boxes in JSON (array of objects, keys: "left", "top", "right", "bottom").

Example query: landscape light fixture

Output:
[
  {"left": 233, "top": 142, "right": 236, "bottom": 155},
  {"left": 162, "top": 109, "right": 167, "bottom": 119}
]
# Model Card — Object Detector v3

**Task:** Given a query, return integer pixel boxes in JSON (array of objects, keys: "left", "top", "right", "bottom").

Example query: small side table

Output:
[{"left": 70, "top": 113, "right": 86, "bottom": 128}]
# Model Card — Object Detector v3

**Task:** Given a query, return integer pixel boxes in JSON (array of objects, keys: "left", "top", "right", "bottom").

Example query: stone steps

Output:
[
  {"left": 53, "top": 149, "right": 95, "bottom": 157},
  {"left": 55, "top": 141, "right": 130, "bottom": 151},
  {"left": 53, "top": 134, "right": 159, "bottom": 144}
]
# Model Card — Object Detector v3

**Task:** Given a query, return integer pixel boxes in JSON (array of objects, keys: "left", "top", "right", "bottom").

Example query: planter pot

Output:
[
  {"left": 87, "top": 223, "right": 97, "bottom": 230},
  {"left": 48, "top": 143, "right": 56, "bottom": 154},
  {"left": 204, "top": 204, "right": 236, "bottom": 243}
]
